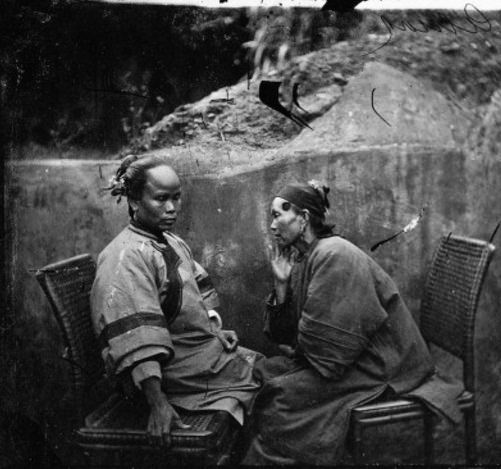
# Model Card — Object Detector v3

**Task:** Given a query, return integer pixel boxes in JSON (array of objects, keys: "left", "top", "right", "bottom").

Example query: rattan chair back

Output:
[
  {"left": 36, "top": 254, "right": 239, "bottom": 465},
  {"left": 420, "top": 235, "right": 495, "bottom": 391},
  {"left": 36, "top": 254, "right": 107, "bottom": 418}
]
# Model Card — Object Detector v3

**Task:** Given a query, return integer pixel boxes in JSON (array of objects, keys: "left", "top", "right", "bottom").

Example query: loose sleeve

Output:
[
  {"left": 131, "top": 360, "right": 163, "bottom": 388},
  {"left": 263, "top": 290, "right": 297, "bottom": 346},
  {"left": 91, "top": 245, "right": 174, "bottom": 378},
  {"left": 297, "top": 244, "right": 389, "bottom": 379}
]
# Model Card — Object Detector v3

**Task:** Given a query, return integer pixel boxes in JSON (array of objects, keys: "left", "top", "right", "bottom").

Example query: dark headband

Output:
[{"left": 277, "top": 183, "right": 328, "bottom": 218}]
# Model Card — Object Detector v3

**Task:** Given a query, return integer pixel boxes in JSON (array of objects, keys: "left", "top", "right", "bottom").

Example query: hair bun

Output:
[
  {"left": 116, "top": 154, "right": 139, "bottom": 179},
  {"left": 104, "top": 154, "right": 140, "bottom": 203},
  {"left": 307, "top": 179, "right": 330, "bottom": 211}
]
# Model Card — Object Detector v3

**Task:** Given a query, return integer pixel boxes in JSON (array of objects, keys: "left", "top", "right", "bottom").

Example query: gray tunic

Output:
[{"left": 91, "top": 224, "right": 262, "bottom": 424}]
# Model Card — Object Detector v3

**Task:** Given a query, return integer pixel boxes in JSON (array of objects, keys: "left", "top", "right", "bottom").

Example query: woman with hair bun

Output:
[
  {"left": 91, "top": 155, "right": 262, "bottom": 446},
  {"left": 243, "top": 181, "right": 462, "bottom": 465}
]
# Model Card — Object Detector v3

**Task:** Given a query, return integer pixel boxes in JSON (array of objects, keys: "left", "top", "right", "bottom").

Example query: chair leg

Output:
[
  {"left": 423, "top": 412, "right": 435, "bottom": 465},
  {"left": 352, "top": 424, "right": 364, "bottom": 464},
  {"left": 464, "top": 406, "right": 477, "bottom": 465}
]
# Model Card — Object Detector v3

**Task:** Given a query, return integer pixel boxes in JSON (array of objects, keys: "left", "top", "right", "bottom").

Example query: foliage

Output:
[
  {"left": 3, "top": 1, "right": 251, "bottom": 154},
  {"left": 3, "top": 3, "right": 500, "bottom": 157}
]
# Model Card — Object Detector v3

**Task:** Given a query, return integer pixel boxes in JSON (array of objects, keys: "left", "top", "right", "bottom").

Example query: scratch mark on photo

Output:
[
  {"left": 489, "top": 220, "right": 500, "bottom": 243},
  {"left": 371, "top": 207, "right": 426, "bottom": 252},
  {"left": 371, "top": 88, "right": 391, "bottom": 127}
]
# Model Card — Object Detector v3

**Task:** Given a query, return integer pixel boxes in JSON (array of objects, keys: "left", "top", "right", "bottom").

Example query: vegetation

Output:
[{"left": 3, "top": 2, "right": 500, "bottom": 158}]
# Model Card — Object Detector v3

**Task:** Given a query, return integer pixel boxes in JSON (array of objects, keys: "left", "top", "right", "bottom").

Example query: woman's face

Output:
[
  {"left": 130, "top": 165, "right": 181, "bottom": 233},
  {"left": 270, "top": 197, "right": 304, "bottom": 247}
]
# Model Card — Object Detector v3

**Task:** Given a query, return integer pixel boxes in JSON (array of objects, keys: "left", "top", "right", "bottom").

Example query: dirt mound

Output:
[
  {"left": 276, "top": 61, "right": 469, "bottom": 157},
  {"left": 128, "top": 13, "right": 500, "bottom": 174}
]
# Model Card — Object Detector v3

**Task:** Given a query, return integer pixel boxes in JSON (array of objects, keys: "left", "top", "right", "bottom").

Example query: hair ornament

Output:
[
  {"left": 106, "top": 174, "right": 127, "bottom": 203},
  {"left": 307, "top": 179, "right": 330, "bottom": 210},
  {"left": 307, "top": 179, "right": 321, "bottom": 191},
  {"left": 104, "top": 154, "right": 142, "bottom": 203}
]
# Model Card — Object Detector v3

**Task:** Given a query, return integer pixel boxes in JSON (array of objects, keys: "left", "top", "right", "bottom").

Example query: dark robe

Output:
[{"left": 246, "top": 235, "right": 462, "bottom": 465}]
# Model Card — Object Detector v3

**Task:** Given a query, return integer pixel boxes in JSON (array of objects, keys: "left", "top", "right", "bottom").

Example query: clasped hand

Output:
[
  {"left": 216, "top": 329, "right": 239, "bottom": 352},
  {"left": 278, "top": 344, "right": 296, "bottom": 358}
]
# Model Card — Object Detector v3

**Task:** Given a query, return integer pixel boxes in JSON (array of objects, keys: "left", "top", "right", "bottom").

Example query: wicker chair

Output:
[
  {"left": 349, "top": 234, "right": 496, "bottom": 465},
  {"left": 36, "top": 254, "right": 240, "bottom": 467}
]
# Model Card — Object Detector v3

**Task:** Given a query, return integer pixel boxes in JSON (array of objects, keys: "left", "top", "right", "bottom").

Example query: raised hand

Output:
[
  {"left": 269, "top": 243, "right": 296, "bottom": 284},
  {"left": 269, "top": 243, "right": 297, "bottom": 304}
]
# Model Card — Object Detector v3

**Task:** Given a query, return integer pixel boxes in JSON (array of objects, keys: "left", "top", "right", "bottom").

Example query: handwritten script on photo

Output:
[{"left": 367, "top": 3, "right": 492, "bottom": 54}]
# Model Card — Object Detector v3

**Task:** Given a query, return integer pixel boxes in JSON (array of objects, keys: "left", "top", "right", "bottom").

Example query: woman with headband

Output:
[
  {"left": 243, "top": 181, "right": 462, "bottom": 465},
  {"left": 90, "top": 155, "right": 262, "bottom": 446}
]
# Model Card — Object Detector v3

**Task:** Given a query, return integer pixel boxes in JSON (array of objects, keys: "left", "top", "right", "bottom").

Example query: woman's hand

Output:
[
  {"left": 147, "top": 396, "right": 191, "bottom": 446},
  {"left": 269, "top": 243, "right": 295, "bottom": 284},
  {"left": 216, "top": 329, "right": 239, "bottom": 352},
  {"left": 269, "top": 243, "right": 296, "bottom": 303},
  {"left": 278, "top": 344, "right": 296, "bottom": 358},
  {"left": 141, "top": 377, "right": 190, "bottom": 446}
]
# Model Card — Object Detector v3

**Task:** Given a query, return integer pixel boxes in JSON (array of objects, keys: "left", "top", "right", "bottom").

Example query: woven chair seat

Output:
[
  {"left": 352, "top": 390, "right": 474, "bottom": 425},
  {"left": 77, "top": 393, "right": 233, "bottom": 452},
  {"left": 352, "top": 398, "right": 426, "bottom": 423}
]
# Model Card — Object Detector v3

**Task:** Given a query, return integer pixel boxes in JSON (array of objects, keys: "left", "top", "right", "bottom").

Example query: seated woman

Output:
[
  {"left": 243, "top": 181, "right": 462, "bottom": 465},
  {"left": 90, "top": 155, "right": 262, "bottom": 445}
]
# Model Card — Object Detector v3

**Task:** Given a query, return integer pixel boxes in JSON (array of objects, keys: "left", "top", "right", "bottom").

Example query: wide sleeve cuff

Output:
[
  {"left": 297, "top": 315, "right": 368, "bottom": 379},
  {"left": 202, "top": 291, "right": 220, "bottom": 311},
  {"left": 194, "top": 261, "right": 221, "bottom": 310},
  {"left": 263, "top": 290, "right": 296, "bottom": 346},
  {"left": 100, "top": 316, "right": 174, "bottom": 376},
  {"left": 131, "top": 360, "right": 163, "bottom": 388}
]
